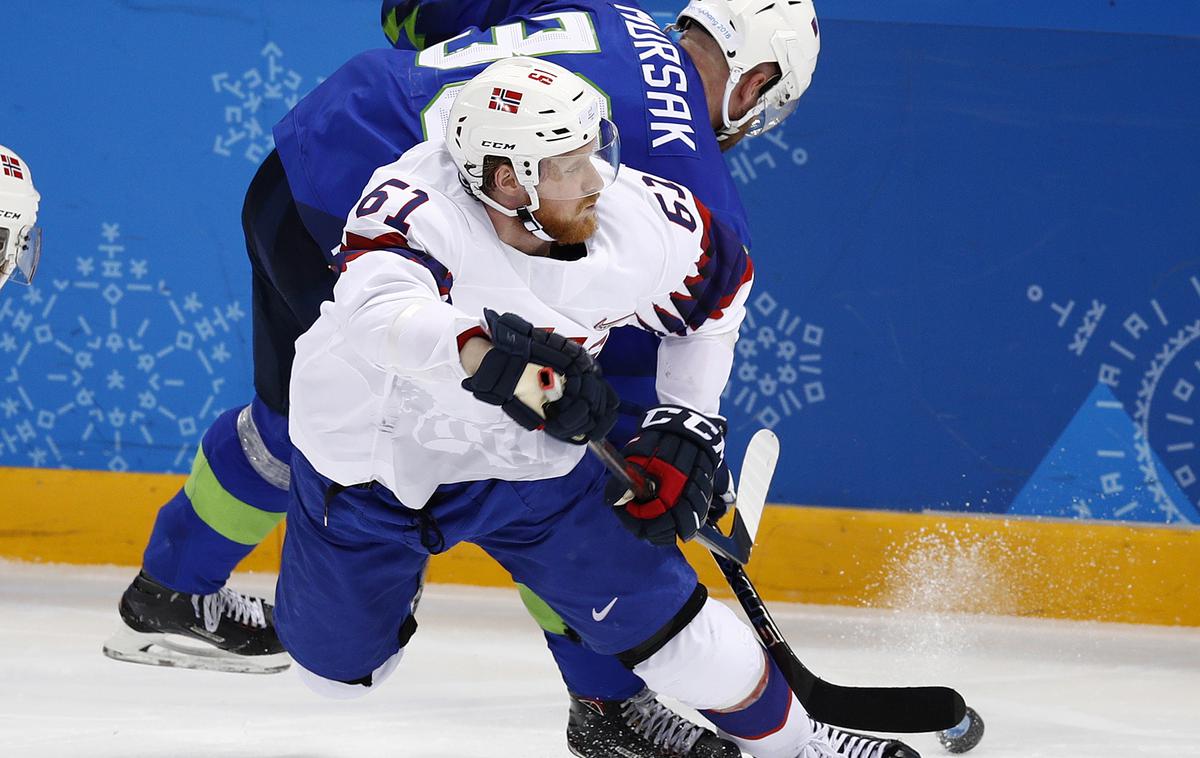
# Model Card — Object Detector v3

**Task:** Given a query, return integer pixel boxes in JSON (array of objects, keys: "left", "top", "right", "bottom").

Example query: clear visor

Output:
[
  {"left": 0, "top": 225, "right": 42, "bottom": 286},
  {"left": 746, "top": 94, "right": 799, "bottom": 138},
  {"left": 535, "top": 119, "right": 620, "bottom": 201}
]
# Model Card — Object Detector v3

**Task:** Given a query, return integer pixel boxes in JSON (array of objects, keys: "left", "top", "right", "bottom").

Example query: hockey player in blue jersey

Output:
[{"left": 106, "top": 2, "right": 823, "bottom": 756}]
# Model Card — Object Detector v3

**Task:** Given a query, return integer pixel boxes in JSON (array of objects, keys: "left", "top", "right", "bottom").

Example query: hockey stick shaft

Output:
[
  {"left": 589, "top": 438, "right": 655, "bottom": 498},
  {"left": 586, "top": 437, "right": 967, "bottom": 733}
]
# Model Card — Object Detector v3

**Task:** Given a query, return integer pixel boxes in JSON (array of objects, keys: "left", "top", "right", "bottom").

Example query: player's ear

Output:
[
  {"left": 490, "top": 162, "right": 529, "bottom": 208},
  {"left": 731, "top": 63, "right": 777, "bottom": 121}
]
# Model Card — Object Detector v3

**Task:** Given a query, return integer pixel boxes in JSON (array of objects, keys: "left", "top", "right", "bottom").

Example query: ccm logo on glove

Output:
[{"left": 642, "top": 406, "right": 724, "bottom": 446}]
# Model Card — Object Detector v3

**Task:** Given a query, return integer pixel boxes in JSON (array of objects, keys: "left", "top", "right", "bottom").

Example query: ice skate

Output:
[
  {"left": 567, "top": 688, "right": 742, "bottom": 758},
  {"left": 803, "top": 718, "right": 920, "bottom": 758},
  {"left": 102, "top": 571, "right": 289, "bottom": 674}
]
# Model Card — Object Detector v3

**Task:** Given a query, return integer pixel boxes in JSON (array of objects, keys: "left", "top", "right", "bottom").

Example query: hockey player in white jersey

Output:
[
  {"left": 110, "top": 2, "right": 825, "bottom": 754},
  {"left": 0, "top": 145, "right": 41, "bottom": 293},
  {"left": 278, "top": 57, "right": 918, "bottom": 758}
]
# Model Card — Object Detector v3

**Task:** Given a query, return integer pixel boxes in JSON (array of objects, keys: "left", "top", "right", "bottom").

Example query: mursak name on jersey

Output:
[{"left": 614, "top": 4, "right": 698, "bottom": 155}]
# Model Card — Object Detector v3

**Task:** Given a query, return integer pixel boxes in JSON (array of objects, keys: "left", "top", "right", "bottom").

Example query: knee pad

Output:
[
  {"left": 631, "top": 597, "right": 765, "bottom": 711},
  {"left": 236, "top": 398, "right": 292, "bottom": 491},
  {"left": 295, "top": 648, "right": 404, "bottom": 700}
]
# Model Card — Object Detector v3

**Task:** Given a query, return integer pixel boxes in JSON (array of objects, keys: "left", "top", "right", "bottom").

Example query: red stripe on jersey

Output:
[
  {"left": 682, "top": 252, "right": 713, "bottom": 292},
  {"left": 456, "top": 325, "right": 486, "bottom": 352},
  {"left": 341, "top": 249, "right": 375, "bottom": 266},
  {"left": 339, "top": 230, "right": 410, "bottom": 254},
  {"left": 695, "top": 198, "right": 714, "bottom": 254}
]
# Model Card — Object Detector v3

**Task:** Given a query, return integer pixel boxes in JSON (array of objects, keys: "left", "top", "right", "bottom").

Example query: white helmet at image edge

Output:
[
  {"left": 676, "top": 0, "right": 821, "bottom": 138},
  {"left": 0, "top": 144, "right": 42, "bottom": 292}
]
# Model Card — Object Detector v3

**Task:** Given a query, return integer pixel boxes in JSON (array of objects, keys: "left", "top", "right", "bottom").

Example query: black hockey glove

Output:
[
  {"left": 462, "top": 309, "right": 619, "bottom": 444},
  {"left": 604, "top": 405, "right": 729, "bottom": 546}
]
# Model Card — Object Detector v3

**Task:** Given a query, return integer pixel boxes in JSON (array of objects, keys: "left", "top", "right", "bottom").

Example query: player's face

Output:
[
  {"left": 538, "top": 149, "right": 605, "bottom": 200},
  {"left": 531, "top": 127, "right": 618, "bottom": 245},
  {"left": 534, "top": 119, "right": 619, "bottom": 201},
  {"left": 0, "top": 223, "right": 40, "bottom": 292}
]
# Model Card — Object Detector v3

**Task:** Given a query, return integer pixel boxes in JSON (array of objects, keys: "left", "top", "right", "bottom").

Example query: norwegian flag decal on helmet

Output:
[
  {"left": 1, "top": 153, "right": 23, "bottom": 180},
  {"left": 488, "top": 88, "right": 523, "bottom": 114}
]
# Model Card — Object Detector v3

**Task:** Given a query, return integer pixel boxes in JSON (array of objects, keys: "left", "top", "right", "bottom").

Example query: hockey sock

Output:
[
  {"left": 546, "top": 630, "right": 645, "bottom": 701},
  {"left": 702, "top": 655, "right": 817, "bottom": 758},
  {"left": 630, "top": 597, "right": 820, "bottom": 758},
  {"left": 142, "top": 398, "right": 291, "bottom": 593}
]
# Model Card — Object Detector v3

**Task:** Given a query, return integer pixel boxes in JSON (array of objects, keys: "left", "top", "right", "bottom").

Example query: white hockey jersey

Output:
[{"left": 289, "top": 139, "right": 753, "bottom": 508}]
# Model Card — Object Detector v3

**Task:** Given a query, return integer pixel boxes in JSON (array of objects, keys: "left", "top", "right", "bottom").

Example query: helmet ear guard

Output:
[
  {"left": 0, "top": 225, "right": 43, "bottom": 287},
  {"left": 0, "top": 144, "right": 41, "bottom": 292}
]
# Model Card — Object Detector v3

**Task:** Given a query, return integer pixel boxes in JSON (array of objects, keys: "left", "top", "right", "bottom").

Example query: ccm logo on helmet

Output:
[
  {"left": 0, "top": 210, "right": 21, "bottom": 220},
  {"left": 481, "top": 141, "right": 517, "bottom": 150}
]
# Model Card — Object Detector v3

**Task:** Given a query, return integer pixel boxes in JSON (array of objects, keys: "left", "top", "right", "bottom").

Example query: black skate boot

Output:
[
  {"left": 102, "top": 571, "right": 289, "bottom": 674},
  {"left": 567, "top": 688, "right": 742, "bottom": 758},
  {"left": 807, "top": 719, "right": 921, "bottom": 758}
]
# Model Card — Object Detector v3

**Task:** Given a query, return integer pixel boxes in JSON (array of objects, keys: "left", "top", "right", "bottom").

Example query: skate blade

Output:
[{"left": 102, "top": 626, "right": 290, "bottom": 675}]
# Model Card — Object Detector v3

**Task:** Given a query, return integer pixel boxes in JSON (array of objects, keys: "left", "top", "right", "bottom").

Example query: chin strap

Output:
[
  {"left": 517, "top": 206, "right": 556, "bottom": 242},
  {"left": 717, "top": 69, "right": 766, "bottom": 141}
]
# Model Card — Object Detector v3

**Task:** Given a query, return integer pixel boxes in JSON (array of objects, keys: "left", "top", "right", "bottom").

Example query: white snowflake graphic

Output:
[
  {"left": 722, "top": 290, "right": 826, "bottom": 429},
  {"left": 212, "top": 42, "right": 322, "bottom": 164},
  {"left": 0, "top": 223, "right": 246, "bottom": 472}
]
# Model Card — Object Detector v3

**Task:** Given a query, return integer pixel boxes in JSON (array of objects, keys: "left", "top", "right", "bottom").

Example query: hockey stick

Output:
[
  {"left": 535, "top": 368, "right": 754, "bottom": 564},
  {"left": 593, "top": 431, "right": 969, "bottom": 734}
]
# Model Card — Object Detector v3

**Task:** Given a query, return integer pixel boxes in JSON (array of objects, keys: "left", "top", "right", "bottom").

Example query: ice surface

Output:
[{"left": 1, "top": 561, "right": 1198, "bottom": 757}]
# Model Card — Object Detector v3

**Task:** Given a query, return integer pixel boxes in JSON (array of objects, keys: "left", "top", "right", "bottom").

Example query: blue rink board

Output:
[{"left": 1, "top": 2, "right": 1198, "bottom": 524}]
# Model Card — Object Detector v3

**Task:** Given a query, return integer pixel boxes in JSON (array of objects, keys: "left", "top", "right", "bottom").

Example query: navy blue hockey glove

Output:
[
  {"left": 604, "top": 405, "right": 728, "bottom": 546},
  {"left": 462, "top": 309, "right": 619, "bottom": 444}
]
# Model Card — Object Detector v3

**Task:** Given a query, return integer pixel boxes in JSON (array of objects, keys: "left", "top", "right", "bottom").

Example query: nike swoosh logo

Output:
[
  {"left": 592, "top": 597, "right": 619, "bottom": 622},
  {"left": 593, "top": 313, "right": 634, "bottom": 331}
]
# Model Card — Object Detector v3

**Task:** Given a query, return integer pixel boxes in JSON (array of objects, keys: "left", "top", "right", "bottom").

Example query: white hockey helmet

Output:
[
  {"left": 0, "top": 145, "right": 41, "bottom": 292},
  {"left": 446, "top": 57, "right": 620, "bottom": 239},
  {"left": 676, "top": 0, "right": 821, "bottom": 138}
]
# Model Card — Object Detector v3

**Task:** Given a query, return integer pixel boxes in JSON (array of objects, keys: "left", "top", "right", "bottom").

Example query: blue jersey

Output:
[{"left": 274, "top": 0, "right": 750, "bottom": 261}]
